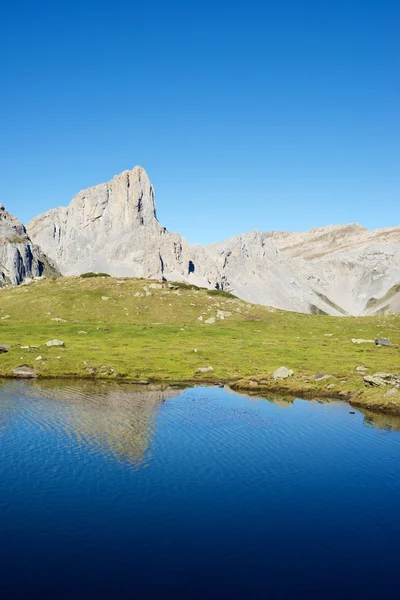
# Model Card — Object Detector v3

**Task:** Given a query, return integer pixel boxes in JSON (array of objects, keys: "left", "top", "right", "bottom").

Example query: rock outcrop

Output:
[
  {"left": 0, "top": 204, "right": 58, "bottom": 286},
  {"left": 26, "top": 166, "right": 400, "bottom": 316},
  {"left": 28, "top": 167, "right": 188, "bottom": 281}
]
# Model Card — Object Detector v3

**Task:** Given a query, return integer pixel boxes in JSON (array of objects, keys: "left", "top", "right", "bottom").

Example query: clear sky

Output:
[{"left": 2, "top": 0, "right": 399, "bottom": 244}]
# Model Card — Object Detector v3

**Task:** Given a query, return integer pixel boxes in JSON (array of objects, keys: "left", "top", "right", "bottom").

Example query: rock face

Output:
[
  {"left": 28, "top": 167, "right": 188, "bottom": 281},
  {"left": 0, "top": 205, "right": 58, "bottom": 286},
  {"left": 27, "top": 166, "right": 400, "bottom": 316}
]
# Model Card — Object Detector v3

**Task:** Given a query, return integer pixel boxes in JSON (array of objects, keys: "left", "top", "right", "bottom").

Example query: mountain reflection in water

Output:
[{"left": 0, "top": 380, "right": 180, "bottom": 467}]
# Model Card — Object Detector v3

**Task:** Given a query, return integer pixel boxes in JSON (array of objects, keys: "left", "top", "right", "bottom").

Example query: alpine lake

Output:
[{"left": 0, "top": 380, "right": 399, "bottom": 598}]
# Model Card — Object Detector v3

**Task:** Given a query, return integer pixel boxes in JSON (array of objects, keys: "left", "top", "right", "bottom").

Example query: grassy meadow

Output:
[{"left": 0, "top": 276, "right": 399, "bottom": 413}]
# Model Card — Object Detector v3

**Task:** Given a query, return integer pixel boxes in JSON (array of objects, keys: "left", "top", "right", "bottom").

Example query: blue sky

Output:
[{"left": 2, "top": 0, "right": 399, "bottom": 244}]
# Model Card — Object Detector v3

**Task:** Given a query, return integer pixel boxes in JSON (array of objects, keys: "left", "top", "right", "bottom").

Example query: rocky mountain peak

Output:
[
  {"left": 0, "top": 205, "right": 59, "bottom": 286},
  {"left": 0, "top": 204, "right": 28, "bottom": 241},
  {"left": 25, "top": 166, "right": 400, "bottom": 316}
]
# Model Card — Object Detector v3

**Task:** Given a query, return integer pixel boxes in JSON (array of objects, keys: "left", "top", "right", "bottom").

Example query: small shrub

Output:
[
  {"left": 168, "top": 281, "right": 203, "bottom": 291},
  {"left": 80, "top": 272, "right": 111, "bottom": 278},
  {"left": 208, "top": 289, "right": 236, "bottom": 299}
]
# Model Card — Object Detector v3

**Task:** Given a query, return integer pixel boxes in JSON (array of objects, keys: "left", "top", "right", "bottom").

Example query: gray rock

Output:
[
  {"left": 216, "top": 310, "right": 232, "bottom": 320},
  {"left": 384, "top": 388, "right": 398, "bottom": 398},
  {"left": 273, "top": 367, "right": 294, "bottom": 380},
  {"left": 204, "top": 317, "right": 216, "bottom": 324},
  {"left": 364, "top": 373, "right": 400, "bottom": 387},
  {"left": 0, "top": 204, "right": 58, "bottom": 287},
  {"left": 45, "top": 339, "right": 65, "bottom": 347},
  {"left": 355, "top": 366, "right": 368, "bottom": 372},
  {"left": 314, "top": 373, "right": 334, "bottom": 380},
  {"left": 364, "top": 375, "right": 385, "bottom": 387},
  {"left": 13, "top": 366, "right": 36, "bottom": 378},
  {"left": 196, "top": 366, "right": 214, "bottom": 374},
  {"left": 0, "top": 345, "right": 10, "bottom": 353},
  {"left": 375, "top": 338, "right": 392, "bottom": 347}
]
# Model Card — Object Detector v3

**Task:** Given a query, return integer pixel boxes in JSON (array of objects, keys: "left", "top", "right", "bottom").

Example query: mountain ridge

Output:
[{"left": 6, "top": 165, "right": 400, "bottom": 316}]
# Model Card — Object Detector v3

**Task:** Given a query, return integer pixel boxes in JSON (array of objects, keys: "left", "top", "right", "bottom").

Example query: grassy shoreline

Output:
[{"left": 0, "top": 276, "right": 399, "bottom": 414}]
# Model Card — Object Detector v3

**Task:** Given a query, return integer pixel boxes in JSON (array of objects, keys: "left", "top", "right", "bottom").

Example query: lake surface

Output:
[{"left": 0, "top": 381, "right": 399, "bottom": 598}]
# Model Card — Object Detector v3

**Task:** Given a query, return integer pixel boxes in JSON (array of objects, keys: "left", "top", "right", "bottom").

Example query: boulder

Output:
[
  {"left": 45, "top": 339, "right": 65, "bottom": 347},
  {"left": 196, "top": 366, "right": 214, "bottom": 374},
  {"left": 273, "top": 367, "right": 294, "bottom": 380},
  {"left": 216, "top": 310, "right": 232, "bottom": 320},
  {"left": 351, "top": 338, "right": 374, "bottom": 344},
  {"left": 364, "top": 375, "right": 385, "bottom": 387},
  {"left": 375, "top": 338, "right": 392, "bottom": 347},
  {"left": 314, "top": 373, "right": 334, "bottom": 381},
  {"left": 0, "top": 345, "right": 10, "bottom": 353},
  {"left": 204, "top": 317, "right": 216, "bottom": 324},
  {"left": 13, "top": 366, "right": 36, "bottom": 378},
  {"left": 364, "top": 373, "right": 400, "bottom": 387}
]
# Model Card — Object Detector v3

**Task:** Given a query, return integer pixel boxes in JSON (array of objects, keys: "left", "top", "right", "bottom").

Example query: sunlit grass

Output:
[{"left": 0, "top": 276, "right": 398, "bottom": 413}]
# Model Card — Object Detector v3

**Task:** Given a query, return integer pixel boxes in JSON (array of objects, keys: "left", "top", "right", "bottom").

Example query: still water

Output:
[{"left": 0, "top": 380, "right": 399, "bottom": 598}]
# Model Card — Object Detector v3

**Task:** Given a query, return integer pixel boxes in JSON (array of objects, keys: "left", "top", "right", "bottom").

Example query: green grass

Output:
[
  {"left": 80, "top": 272, "right": 111, "bottom": 278},
  {"left": 0, "top": 276, "right": 399, "bottom": 413}
]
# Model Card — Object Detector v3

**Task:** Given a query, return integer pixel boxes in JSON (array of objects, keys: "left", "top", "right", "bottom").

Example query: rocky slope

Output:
[
  {"left": 0, "top": 204, "right": 58, "bottom": 286},
  {"left": 27, "top": 166, "right": 400, "bottom": 316}
]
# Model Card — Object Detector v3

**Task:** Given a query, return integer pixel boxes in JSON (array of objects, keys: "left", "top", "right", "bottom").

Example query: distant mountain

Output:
[
  {"left": 26, "top": 166, "right": 400, "bottom": 316},
  {"left": 0, "top": 204, "right": 58, "bottom": 286}
]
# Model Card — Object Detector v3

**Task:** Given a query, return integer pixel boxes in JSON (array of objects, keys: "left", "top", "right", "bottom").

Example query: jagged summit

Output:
[
  {"left": 0, "top": 204, "right": 29, "bottom": 240},
  {"left": 0, "top": 205, "right": 58, "bottom": 286},
  {"left": 27, "top": 166, "right": 183, "bottom": 280},
  {"left": 25, "top": 166, "right": 400, "bottom": 316}
]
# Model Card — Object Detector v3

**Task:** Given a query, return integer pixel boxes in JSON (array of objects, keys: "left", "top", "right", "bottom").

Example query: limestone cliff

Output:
[
  {"left": 0, "top": 204, "right": 58, "bottom": 286},
  {"left": 28, "top": 167, "right": 188, "bottom": 280},
  {"left": 26, "top": 166, "right": 400, "bottom": 316}
]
